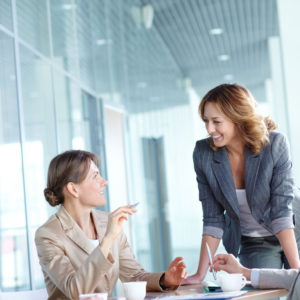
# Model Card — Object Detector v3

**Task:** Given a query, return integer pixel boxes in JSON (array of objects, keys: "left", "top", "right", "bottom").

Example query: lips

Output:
[{"left": 212, "top": 135, "right": 222, "bottom": 142}]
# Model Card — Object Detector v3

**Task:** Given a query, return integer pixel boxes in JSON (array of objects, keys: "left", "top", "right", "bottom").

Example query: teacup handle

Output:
[{"left": 241, "top": 276, "right": 246, "bottom": 289}]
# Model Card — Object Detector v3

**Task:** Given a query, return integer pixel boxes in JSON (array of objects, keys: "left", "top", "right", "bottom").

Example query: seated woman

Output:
[
  {"left": 35, "top": 150, "right": 187, "bottom": 300},
  {"left": 213, "top": 253, "right": 300, "bottom": 300}
]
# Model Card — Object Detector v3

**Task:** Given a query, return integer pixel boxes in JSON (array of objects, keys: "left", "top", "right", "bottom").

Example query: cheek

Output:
[{"left": 228, "top": 125, "right": 237, "bottom": 136}]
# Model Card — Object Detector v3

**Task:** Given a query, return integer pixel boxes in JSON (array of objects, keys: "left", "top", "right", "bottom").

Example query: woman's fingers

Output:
[
  {"left": 213, "top": 254, "right": 228, "bottom": 263},
  {"left": 169, "top": 257, "right": 184, "bottom": 267},
  {"left": 181, "top": 267, "right": 187, "bottom": 278},
  {"left": 110, "top": 206, "right": 137, "bottom": 217}
]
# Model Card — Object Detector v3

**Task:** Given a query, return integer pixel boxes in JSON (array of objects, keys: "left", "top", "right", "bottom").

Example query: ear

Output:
[{"left": 65, "top": 182, "right": 80, "bottom": 198}]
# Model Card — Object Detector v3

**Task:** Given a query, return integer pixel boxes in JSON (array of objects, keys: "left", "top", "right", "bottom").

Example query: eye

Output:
[{"left": 203, "top": 119, "right": 208, "bottom": 123}]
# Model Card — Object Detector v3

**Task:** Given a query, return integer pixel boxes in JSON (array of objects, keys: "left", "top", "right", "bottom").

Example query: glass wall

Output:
[
  {"left": 0, "top": 0, "right": 299, "bottom": 294},
  {"left": 0, "top": 0, "right": 109, "bottom": 291},
  {"left": 0, "top": 31, "right": 30, "bottom": 291}
]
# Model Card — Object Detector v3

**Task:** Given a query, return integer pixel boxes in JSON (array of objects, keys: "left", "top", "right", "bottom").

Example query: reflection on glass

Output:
[
  {"left": 0, "top": 0, "right": 13, "bottom": 31},
  {"left": 53, "top": 70, "right": 108, "bottom": 209},
  {"left": 16, "top": 0, "right": 50, "bottom": 56},
  {"left": 50, "top": 0, "right": 79, "bottom": 76},
  {"left": 0, "top": 32, "right": 30, "bottom": 291},
  {"left": 19, "top": 45, "right": 57, "bottom": 288}
]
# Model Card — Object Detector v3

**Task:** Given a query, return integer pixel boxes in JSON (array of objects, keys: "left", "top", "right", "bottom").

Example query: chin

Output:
[
  {"left": 97, "top": 199, "right": 106, "bottom": 207},
  {"left": 213, "top": 141, "right": 224, "bottom": 147}
]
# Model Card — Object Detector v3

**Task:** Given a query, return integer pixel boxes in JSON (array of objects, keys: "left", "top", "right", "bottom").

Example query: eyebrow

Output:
[
  {"left": 90, "top": 170, "right": 99, "bottom": 177},
  {"left": 203, "top": 116, "right": 222, "bottom": 120}
]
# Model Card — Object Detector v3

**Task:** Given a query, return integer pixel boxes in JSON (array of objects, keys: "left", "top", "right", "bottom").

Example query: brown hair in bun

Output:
[{"left": 44, "top": 150, "right": 99, "bottom": 206}]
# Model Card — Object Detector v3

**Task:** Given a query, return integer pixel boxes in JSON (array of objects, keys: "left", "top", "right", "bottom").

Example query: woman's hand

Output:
[
  {"left": 213, "top": 254, "right": 251, "bottom": 280},
  {"left": 181, "top": 273, "right": 203, "bottom": 285},
  {"left": 104, "top": 205, "right": 136, "bottom": 241},
  {"left": 161, "top": 257, "right": 188, "bottom": 288},
  {"left": 100, "top": 205, "right": 136, "bottom": 258}
]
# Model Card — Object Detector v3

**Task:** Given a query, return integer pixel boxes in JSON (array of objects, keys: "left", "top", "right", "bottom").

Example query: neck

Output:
[
  {"left": 63, "top": 200, "right": 96, "bottom": 238},
  {"left": 226, "top": 140, "right": 245, "bottom": 157}
]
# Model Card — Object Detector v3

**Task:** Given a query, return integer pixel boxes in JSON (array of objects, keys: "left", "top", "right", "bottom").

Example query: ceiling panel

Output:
[{"left": 151, "top": 0, "right": 278, "bottom": 93}]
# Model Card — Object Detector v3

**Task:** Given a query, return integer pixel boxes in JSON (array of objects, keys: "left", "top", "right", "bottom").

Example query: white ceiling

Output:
[{"left": 122, "top": 0, "right": 279, "bottom": 113}]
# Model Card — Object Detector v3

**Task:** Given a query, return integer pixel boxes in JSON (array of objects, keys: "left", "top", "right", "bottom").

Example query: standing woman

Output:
[
  {"left": 184, "top": 83, "right": 300, "bottom": 285},
  {"left": 35, "top": 150, "right": 187, "bottom": 299}
]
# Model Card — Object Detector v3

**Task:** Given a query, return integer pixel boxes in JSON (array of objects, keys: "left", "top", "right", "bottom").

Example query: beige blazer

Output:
[{"left": 35, "top": 206, "right": 164, "bottom": 300}]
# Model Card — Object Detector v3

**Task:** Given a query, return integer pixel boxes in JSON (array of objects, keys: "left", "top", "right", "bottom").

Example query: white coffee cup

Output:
[
  {"left": 123, "top": 281, "right": 147, "bottom": 300},
  {"left": 79, "top": 292, "right": 108, "bottom": 300},
  {"left": 218, "top": 273, "right": 246, "bottom": 292}
]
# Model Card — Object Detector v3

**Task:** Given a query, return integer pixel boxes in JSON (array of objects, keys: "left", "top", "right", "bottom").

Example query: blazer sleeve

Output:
[
  {"left": 269, "top": 133, "right": 294, "bottom": 234},
  {"left": 35, "top": 228, "right": 113, "bottom": 299},
  {"left": 118, "top": 231, "right": 165, "bottom": 291},
  {"left": 258, "top": 268, "right": 299, "bottom": 291},
  {"left": 193, "top": 142, "right": 225, "bottom": 238}
]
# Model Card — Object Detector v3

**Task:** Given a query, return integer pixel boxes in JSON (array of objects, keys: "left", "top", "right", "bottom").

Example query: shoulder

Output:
[
  {"left": 35, "top": 213, "right": 63, "bottom": 241},
  {"left": 194, "top": 137, "right": 211, "bottom": 155},
  {"left": 269, "top": 130, "right": 287, "bottom": 144},
  {"left": 268, "top": 131, "right": 290, "bottom": 153}
]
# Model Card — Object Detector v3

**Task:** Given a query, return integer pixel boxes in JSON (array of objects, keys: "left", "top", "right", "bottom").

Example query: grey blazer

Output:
[
  {"left": 258, "top": 268, "right": 300, "bottom": 300},
  {"left": 193, "top": 131, "right": 294, "bottom": 255}
]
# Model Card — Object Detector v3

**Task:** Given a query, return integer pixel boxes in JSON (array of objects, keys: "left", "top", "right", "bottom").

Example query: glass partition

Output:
[
  {"left": 0, "top": 32, "right": 30, "bottom": 291},
  {"left": 50, "top": 0, "right": 78, "bottom": 76},
  {"left": 19, "top": 45, "right": 58, "bottom": 288},
  {"left": 0, "top": 0, "right": 13, "bottom": 31},
  {"left": 16, "top": 0, "right": 50, "bottom": 56}
]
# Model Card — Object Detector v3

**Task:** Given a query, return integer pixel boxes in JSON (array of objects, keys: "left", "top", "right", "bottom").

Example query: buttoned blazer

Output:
[
  {"left": 35, "top": 206, "right": 163, "bottom": 300},
  {"left": 193, "top": 131, "right": 294, "bottom": 255}
]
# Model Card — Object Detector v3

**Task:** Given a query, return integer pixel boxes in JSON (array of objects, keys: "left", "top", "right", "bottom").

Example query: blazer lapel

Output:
[
  {"left": 212, "top": 148, "right": 240, "bottom": 218},
  {"left": 91, "top": 209, "right": 107, "bottom": 242},
  {"left": 56, "top": 206, "right": 95, "bottom": 255},
  {"left": 245, "top": 147, "right": 262, "bottom": 209}
]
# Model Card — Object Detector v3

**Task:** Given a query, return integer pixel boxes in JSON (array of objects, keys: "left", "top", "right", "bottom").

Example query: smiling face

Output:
[
  {"left": 203, "top": 102, "right": 240, "bottom": 148},
  {"left": 76, "top": 161, "right": 108, "bottom": 208}
]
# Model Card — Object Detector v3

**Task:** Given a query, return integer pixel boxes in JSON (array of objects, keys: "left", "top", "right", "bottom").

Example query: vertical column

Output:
[
  {"left": 277, "top": 0, "right": 300, "bottom": 185},
  {"left": 187, "top": 86, "right": 207, "bottom": 141},
  {"left": 268, "top": 37, "right": 289, "bottom": 136}
]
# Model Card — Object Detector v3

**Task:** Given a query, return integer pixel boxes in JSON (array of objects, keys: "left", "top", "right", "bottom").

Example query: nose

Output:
[
  {"left": 100, "top": 177, "right": 108, "bottom": 186},
  {"left": 206, "top": 121, "right": 215, "bottom": 135}
]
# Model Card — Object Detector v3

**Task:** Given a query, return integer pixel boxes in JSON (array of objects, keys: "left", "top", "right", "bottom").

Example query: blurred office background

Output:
[{"left": 0, "top": 0, "right": 300, "bottom": 293}]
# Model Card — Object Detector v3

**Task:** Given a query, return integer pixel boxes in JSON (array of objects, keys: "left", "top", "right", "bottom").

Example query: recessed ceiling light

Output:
[
  {"left": 62, "top": 4, "right": 76, "bottom": 10},
  {"left": 210, "top": 28, "right": 223, "bottom": 35},
  {"left": 218, "top": 54, "right": 230, "bottom": 61},
  {"left": 96, "top": 39, "right": 111, "bottom": 46},
  {"left": 224, "top": 74, "right": 234, "bottom": 81}
]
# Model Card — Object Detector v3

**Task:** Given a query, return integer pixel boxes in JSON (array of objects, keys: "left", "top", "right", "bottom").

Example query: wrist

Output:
[
  {"left": 103, "top": 234, "right": 114, "bottom": 244},
  {"left": 194, "top": 271, "right": 205, "bottom": 282},
  {"left": 159, "top": 273, "right": 171, "bottom": 290},
  {"left": 241, "top": 267, "right": 251, "bottom": 281},
  {"left": 100, "top": 236, "right": 113, "bottom": 254}
]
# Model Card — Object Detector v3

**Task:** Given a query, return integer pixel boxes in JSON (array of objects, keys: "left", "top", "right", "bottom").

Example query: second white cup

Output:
[
  {"left": 123, "top": 281, "right": 147, "bottom": 300},
  {"left": 218, "top": 273, "right": 246, "bottom": 292}
]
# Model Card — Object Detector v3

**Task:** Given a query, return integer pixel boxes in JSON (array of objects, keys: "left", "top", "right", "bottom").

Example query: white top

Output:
[
  {"left": 88, "top": 238, "right": 99, "bottom": 248},
  {"left": 236, "top": 189, "right": 272, "bottom": 237}
]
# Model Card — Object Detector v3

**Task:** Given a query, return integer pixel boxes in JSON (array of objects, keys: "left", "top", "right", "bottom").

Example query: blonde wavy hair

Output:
[{"left": 199, "top": 83, "right": 277, "bottom": 154}]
